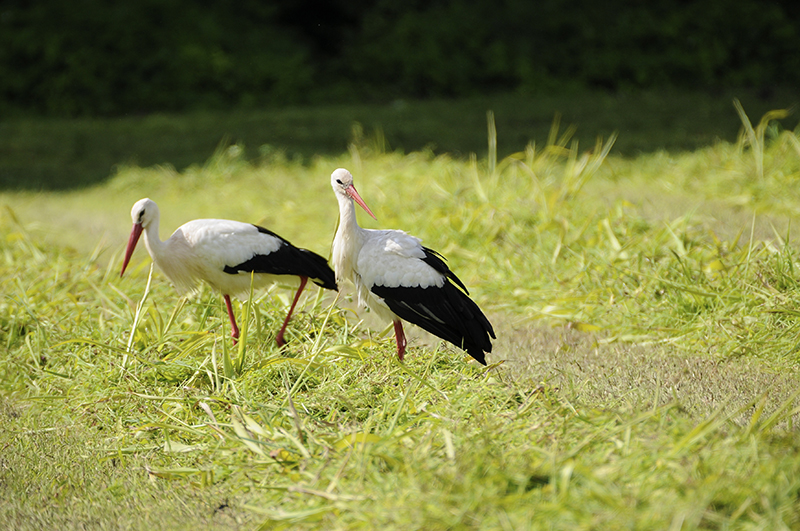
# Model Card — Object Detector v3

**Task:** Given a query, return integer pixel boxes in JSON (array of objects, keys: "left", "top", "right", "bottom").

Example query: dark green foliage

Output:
[
  {"left": 1, "top": 0, "right": 798, "bottom": 116},
  {"left": 0, "top": 0, "right": 313, "bottom": 115}
]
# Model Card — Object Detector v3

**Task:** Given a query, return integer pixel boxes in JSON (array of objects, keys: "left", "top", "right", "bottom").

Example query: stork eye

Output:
[{"left": 336, "top": 179, "right": 343, "bottom": 185}]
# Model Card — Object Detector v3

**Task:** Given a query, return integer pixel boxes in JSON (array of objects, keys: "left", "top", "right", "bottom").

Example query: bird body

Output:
[
  {"left": 330, "top": 169, "right": 495, "bottom": 364},
  {"left": 121, "top": 198, "right": 337, "bottom": 345},
  {"left": 358, "top": 231, "right": 445, "bottom": 291}
]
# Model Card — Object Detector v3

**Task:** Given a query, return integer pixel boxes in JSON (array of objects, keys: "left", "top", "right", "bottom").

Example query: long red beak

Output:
[
  {"left": 120, "top": 223, "right": 143, "bottom": 277},
  {"left": 346, "top": 184, "right": 377, "bottom": 220}
]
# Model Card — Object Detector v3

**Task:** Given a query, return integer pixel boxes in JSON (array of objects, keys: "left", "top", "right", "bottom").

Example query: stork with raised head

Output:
[
  {"left": 329, "top": 168, "right": 495, "bottom": 365},
  {"left": 120, "top": 198, "right": 337, "bottom": 346}
]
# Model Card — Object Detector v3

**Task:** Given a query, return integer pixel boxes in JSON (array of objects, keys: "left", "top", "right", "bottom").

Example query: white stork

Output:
[
  {"left": 120, "top": 198, "right": 337, "bottom": 346},
  {"left": 330, "top": 168, "right": 495, "bottom": 365}
]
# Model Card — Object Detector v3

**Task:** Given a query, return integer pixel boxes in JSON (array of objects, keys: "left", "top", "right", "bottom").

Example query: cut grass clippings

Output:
[{"left": 2, "top": 102, "right": 800, "bottom": 529}]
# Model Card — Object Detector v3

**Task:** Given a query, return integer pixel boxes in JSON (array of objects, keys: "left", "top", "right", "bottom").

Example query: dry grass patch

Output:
[{"left": 501, "top": 324, "right": 800, "bottom": 426}]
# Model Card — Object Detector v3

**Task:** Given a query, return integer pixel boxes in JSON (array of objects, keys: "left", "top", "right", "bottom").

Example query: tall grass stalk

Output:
[
  {"left": 234, "top": 271, "right": 256, "bottom": 374},
  {"left": 734, "top": 98, "right": 791, "bottom": 180},
  {"left": 123, "top": 263, "right": 154, "bottom": 370},
  {"left": 487, "top": 110, "right": 497, "bottom": 175}
]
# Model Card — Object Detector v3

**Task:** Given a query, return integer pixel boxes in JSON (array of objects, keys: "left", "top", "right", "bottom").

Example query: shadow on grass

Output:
[{"left": 1, "top": 88, "right": 797, "bottom": 191}]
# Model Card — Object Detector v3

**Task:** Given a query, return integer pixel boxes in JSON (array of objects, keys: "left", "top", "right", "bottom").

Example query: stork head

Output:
[
  {"left": 331, "top": 168, "right": 376, "bottom": 220},
  {"left": 120, "top": 198, "right": 159, "bottom": 277}
]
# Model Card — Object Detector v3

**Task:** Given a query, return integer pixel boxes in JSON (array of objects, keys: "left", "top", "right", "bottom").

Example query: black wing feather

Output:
[
  {"left": 222, "top": 225, "right": 337, "bottom": 291},
  {"left": 371, "top": 248, "right": 494, "bottom": 364},
  {"left": 420, "top": 247, "right": 469, "bottom": 293}
]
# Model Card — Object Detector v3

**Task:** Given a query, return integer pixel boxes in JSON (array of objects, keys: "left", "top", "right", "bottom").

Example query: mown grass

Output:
[{"left": 2, "top": 102, "right": 800, "bottom": 529}]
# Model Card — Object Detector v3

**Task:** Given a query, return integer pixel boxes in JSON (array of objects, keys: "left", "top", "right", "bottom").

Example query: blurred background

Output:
[{"left": 1, "top": 0, "right": 798, "bottom": 188}]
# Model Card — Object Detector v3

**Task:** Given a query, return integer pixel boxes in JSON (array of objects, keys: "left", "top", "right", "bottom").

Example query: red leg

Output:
[
  {"left": 224, "top": 294, "right": 240, "bottom": 343},
  {"left": 393, "top": 319, "right": 407, "bottom": 361},
  {"left": 276, "top": 276, "right": 308, "bottom": 347}
]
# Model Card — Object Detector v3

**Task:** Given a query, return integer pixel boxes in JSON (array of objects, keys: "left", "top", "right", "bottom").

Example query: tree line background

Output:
[{"left": 1, "top": 0, "right": 798, "bottom": 117}]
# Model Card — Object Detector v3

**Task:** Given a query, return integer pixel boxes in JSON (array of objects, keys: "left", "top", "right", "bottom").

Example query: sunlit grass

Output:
[{"left": 2, "top": 103, "right": 800, "bottom": 529}]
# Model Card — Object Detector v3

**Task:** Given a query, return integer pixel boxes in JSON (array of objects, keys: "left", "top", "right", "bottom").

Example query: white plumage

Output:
[
  {"left": 358, "top": 232, "right": 445, "bottom": 290},
  {"left": 146, "top": 218, "right": 283, "bottom": 295},
  {"left": 330, "top": 169, "right": 494, "bottom": 364},
  {"left": 121, "top": 198, "right": 337, "bottom": 345}
]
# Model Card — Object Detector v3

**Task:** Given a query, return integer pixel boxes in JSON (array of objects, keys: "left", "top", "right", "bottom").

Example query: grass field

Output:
[{"left": 3, "top": 98, "right": 800, "bottom": 529}]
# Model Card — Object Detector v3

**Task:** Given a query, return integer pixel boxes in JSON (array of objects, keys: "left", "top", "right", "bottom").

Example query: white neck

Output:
[
  {"left": 141, "top": 217, "right": 166, "bottom": 264},
  {"left": 332, "top": 194, "right": 365, "bottom": 283},
  {"left": 141, "top": 216, "right": 195, "bottom": 293},
  {"left": 339, "top": 193, "right": 362, "bottom": 235}
]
